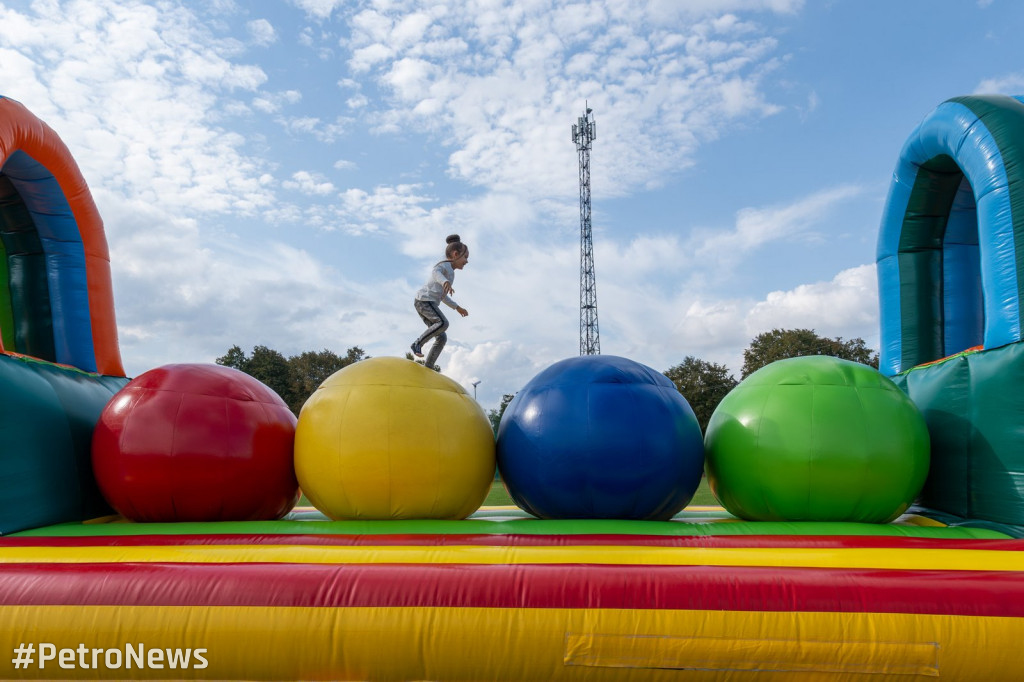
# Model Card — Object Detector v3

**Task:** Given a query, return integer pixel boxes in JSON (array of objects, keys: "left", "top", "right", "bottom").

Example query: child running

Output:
[{"left": 411, "top": 234, "right": 469, "bottom": 370}]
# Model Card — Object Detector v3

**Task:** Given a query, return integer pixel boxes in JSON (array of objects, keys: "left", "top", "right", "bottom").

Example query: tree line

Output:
[
  {"left": 218, "top": 328, "right": 878, "bottom": 430},
  {"left": 216, "top": 345, "right": 368, "bottom": 415}
]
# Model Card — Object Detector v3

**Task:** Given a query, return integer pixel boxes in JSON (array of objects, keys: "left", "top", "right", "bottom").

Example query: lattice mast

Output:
[{"left": 572, "top": 104, "right": 600, "bottom": 355}]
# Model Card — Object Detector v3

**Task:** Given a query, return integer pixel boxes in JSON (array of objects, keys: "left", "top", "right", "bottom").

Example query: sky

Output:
[{"left": 1, "top": 0, "right": 1022, "bottom": 412}]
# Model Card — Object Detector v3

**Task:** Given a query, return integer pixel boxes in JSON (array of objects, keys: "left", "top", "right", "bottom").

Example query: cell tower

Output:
[{"left": 572, "top": 103, "right": 600, "bottom": 355}]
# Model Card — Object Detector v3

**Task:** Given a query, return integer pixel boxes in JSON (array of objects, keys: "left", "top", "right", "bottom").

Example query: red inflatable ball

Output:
[{"left": 92, "top": 364, "right": 299, "bottom": 522}]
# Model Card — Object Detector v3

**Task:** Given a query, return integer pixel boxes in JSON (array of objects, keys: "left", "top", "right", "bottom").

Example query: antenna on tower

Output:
[{"left": 571, "top": 102, "right": 600, "bottom": 355}]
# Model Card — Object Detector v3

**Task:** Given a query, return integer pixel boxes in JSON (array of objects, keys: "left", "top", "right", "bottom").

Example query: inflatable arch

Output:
[
  {"left": 878, "top": 94, "right": 1024, "bottom": 374},
  {"left": 0, "top": 96, "right": 127, "bottom": 534},
  {"left": 878, "top": 94, "right": 1024, "bottom": 529},
  {"left": 0, "top": 96, "right": 124, "bottom": 376}
]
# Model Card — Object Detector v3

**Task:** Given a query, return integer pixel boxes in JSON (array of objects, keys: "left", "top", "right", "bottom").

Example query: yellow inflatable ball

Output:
[{"left": 295, "top": 357, "right": 495, "bottom": 519}]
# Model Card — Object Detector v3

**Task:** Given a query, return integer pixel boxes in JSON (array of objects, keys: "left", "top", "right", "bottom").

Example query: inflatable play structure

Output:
[{"left": 3, "top": 94, "right": 1024, "bottom": 680}]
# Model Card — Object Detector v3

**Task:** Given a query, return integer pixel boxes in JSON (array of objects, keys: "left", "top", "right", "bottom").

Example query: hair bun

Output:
[{"left": 446, "top": 234, "right": 461, "bottom": 244}]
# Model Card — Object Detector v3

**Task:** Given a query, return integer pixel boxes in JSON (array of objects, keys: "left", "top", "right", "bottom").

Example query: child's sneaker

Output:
[{"left": 410, "top": 342, "right": 424, "bottom": 358}]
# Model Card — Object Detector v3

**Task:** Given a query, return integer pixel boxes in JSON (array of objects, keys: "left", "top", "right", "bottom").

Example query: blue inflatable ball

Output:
[{"left": 496, "top": 355, "right": 704, "bottom": 520}]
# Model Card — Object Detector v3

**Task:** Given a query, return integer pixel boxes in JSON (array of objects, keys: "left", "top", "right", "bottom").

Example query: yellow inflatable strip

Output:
[
  {"left": 1, "top": 604, "right": 1020, "bottom": 680},
  {"left": 3, "top": 544, "right": 1024, "bottom": 572}
]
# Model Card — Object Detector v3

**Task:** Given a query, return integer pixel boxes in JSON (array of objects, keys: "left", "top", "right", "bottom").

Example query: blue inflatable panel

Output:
[
  {"left": 2, "top": 151, "right": 97, "bottom": 372},
  {"left": 877, "top": 96, "right": 1024, "bottom": 374}
]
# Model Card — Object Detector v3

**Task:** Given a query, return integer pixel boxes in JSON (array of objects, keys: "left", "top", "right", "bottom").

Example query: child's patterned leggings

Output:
[{"left": 414, "top": 299, "right": 449, "bottom": 368}]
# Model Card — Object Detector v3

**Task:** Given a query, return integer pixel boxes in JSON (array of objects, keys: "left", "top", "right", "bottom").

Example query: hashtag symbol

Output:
[{"left": 12, "top": 643, "right": 34, "bottom": 669}]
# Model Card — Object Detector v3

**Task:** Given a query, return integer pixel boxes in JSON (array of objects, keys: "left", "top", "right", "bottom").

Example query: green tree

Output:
[
  {"left": 216, "top": 344, "right": 369, "bottom": 416},
  {"left": 663, "top": 356, "right": 738, "bottom": 433},
  {"left": 216, "top": 345, "right": 248, "bottom": 371},
  {"left": 488, "top": 393, "right": 516, "bottom": 436},
  {"left": 287, "top": 346, "right": 368, "bottom": 414},
  {"left": 343, "top": 346, "right": 368, "bottom": 364},
  {"left": 242, "top": 345, "right": 294, "bottom": 406},
  {"left": 741, "top": 328, "right": 879, "bottom": 379}
]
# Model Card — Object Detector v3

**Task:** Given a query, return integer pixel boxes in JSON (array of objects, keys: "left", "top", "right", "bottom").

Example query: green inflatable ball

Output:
[{"left": 704, "top": 356, "right": 929, "bottom": 523}]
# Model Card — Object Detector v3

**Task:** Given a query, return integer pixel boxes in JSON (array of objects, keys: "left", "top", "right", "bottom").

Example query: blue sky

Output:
[{"left": 1, "top": 0, "right": 1022, "bottom": 411}]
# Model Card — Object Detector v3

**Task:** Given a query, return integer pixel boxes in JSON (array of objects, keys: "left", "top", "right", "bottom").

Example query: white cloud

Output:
[
  {"left": 346, "top": 93, "right": 369, "bottom": 108},
  {"left": 745, "top": 264, "right": 878, "bottom": 342},
  {"left": 391, "top": 11, "right": 434, "bottom": 47},
  {"left": 349, "top": 43, "right": 394, "bottom": 71},
  {"left": 290, "top": 0, "right": 347, "bottom": 20},
  {"left": 718, "top": 76, "right": 780, "bottom": 116},
  {"left": 246, "top": 18, "right": 277, "bottom": 46},
  {"left": 252, "top": 89, "right": 302, "bottom": 113},
  {"left": 797, "top": 89, "right": 819, "bottom": 121},
  {"left": 97, "top": 187, "right": 403, "bottom": 376},
  {"left": 975, "top": 73, "right": 1024, "bottom": 94},
  {"left": 648, "top": 0, "right": 805, "bottom": 17},
  {"left": 342, "top": 0, "right": 798, "bottom": 200},
  {"left": 693, "top": 184, "right": 864, "bottom": 269},
  {"left": 279, "top": 114, "right": 350, "bottom": 142},
  {"left": 284, "top": 170, "right": 336, "bottom": 195},
  {"left": 334, "top": 184, "right": 437, "bottom": 238},
  {"left": 383, "top": 57, "right": 439, "bottom": 100},
  {"left": 444, "top": 341, "right": 546, "bottom": 406},
  {"left": 0, "top": 0, "right": 274, "bottom": 215}
]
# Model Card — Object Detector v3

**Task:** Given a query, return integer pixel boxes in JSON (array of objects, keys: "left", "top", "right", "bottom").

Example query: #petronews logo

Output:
[{"left": 12, "top": 642, "right": 209, "bottom": 671}]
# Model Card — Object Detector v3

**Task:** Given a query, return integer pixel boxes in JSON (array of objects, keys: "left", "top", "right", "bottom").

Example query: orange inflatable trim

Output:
[{"left": 0, "top": 96, "right": 124, "bottom": 376}]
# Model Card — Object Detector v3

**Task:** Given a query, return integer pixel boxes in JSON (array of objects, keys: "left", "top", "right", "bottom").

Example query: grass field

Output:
[{"left": 483, "top": 476, "right": 718, "bottom": 508}]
